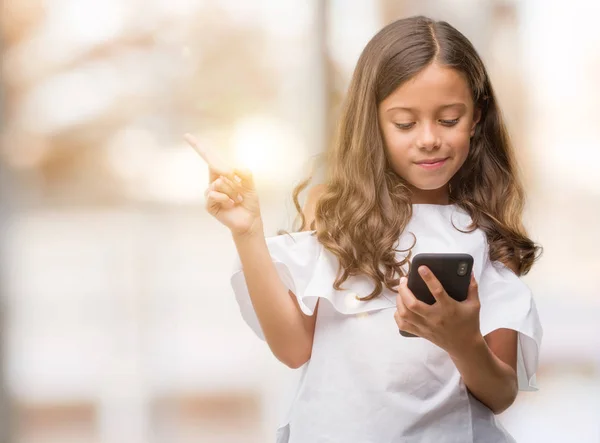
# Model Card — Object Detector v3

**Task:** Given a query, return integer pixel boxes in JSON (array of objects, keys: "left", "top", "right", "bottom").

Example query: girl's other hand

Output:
[{"left": 184, "top": 133, "right": 263, "bottom": 238}]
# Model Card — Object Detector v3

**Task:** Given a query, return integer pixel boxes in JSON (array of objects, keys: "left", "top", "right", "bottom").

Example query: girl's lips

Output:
[{"left": 415, "top": 158, "right": 448, "bottom": 170}]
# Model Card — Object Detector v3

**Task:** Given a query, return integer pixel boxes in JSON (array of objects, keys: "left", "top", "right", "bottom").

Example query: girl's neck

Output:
[{"left": 409, "top": 185, "right": 451, "bottom": 205}]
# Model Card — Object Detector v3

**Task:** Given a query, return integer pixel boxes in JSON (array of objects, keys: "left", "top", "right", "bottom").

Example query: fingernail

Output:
[
  {"left": 234, "top": 175, "right": 242, "bottom": 184},
  {"left": 237, "top": 194, "right": 243, "bottom": 202},
  {"left": 418, "top": 266, "right": 428, "bottom": 275},
  {"left": 400, "top": 277, "right": 407, "bottom": 285}
]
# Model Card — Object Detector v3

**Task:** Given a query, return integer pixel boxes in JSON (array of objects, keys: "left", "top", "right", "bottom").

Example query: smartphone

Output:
[{"left": 399, "top": 253, "right": 474, "bottom": 337}]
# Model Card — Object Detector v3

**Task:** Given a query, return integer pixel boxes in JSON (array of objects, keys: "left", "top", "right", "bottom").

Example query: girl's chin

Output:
[{"left": 409, "top": 181, "right": 451, "bottom": 192}]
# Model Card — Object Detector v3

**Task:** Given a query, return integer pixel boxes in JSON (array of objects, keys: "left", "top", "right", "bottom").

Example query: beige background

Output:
[{"left": 1, "top": 0, "right": 599, "bottom": 442}]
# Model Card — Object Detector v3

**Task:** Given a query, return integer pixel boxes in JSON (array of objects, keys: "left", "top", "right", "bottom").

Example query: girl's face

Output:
[{"left": 378, "top": 63, "right": 480, "bottom": 204}]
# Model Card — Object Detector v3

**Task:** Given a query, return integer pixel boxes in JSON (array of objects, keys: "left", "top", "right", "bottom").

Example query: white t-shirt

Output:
[{"left": 231, "top": 204, "right": 542, "bottom": 443}]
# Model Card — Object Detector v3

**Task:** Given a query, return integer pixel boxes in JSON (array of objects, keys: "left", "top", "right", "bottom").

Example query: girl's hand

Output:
[
  {"left": 184, "top": 133, "right": 263, "bottom": 238},
  {"left": 394, "top": 267, "right": 482, "bottom": 357}
]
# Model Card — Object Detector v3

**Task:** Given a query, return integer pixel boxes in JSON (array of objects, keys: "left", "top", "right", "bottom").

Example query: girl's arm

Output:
[
  {"left": 449, "top": 329, "right": 518, "bottom": 414},
  {"left": 185, "top": 133, "right": 320, "bottom": 369},
  {"left": 453, "top": 259, "right": 520, "bottom": 414},
  {"left": 233, "top": 186, "right": 323, "bottom": 368},
  {"left": 234, "top": 231, "right": 314, "bottom": 368},
  {"left": 458, "top": 259, "right": 519, "bottom": 413}
]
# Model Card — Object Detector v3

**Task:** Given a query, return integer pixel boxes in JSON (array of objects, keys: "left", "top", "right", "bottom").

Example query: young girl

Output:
[{"left": 187, "top": 15, "right": 542, "bottom": 443}]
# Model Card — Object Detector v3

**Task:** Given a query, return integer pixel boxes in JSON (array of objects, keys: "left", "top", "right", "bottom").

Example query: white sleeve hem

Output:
[
  {"left": 482, "top": 323, "right": 541, "bottom": 391},
  {"left": 479, "top": 255, "right": 543, "bottom": 392}
]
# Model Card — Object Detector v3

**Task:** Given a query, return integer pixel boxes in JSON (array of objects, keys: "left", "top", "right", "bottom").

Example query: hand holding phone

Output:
[{"left": 399, "top": 253, "right": 473, "bottom": 337}]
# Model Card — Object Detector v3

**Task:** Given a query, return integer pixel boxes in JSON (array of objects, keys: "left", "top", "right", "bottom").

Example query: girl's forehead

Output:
[{"left": 381, "top": 63, "right": 473, "bottom": 112}]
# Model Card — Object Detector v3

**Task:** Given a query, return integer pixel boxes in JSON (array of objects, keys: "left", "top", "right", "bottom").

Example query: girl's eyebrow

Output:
[{"left": 385, "top": 103, "right": 467, "bottom": 113}]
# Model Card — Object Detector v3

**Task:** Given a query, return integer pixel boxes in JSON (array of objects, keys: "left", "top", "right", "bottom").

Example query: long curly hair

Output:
[{"left": 291, "top": 16, "right": 541, "bottom": 300}]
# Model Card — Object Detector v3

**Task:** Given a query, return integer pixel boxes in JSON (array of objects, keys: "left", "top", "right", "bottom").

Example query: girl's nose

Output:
[{"left": 416, "top": 123, "right": 441, "bottom": 151}]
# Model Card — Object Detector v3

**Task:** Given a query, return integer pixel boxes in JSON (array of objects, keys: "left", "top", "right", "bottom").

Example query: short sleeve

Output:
[
  {"left": 230, "top": 231, "right": 321, "bottom": 341},
  {"left": 478, "top": 259, "right": 543, "bottom": 391}
]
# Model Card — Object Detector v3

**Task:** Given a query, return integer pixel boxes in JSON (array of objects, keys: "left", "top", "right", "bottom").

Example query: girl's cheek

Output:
[
  {"left": 388, "top": 132, "right": 414, "bottom": 149},
  {"left": 446, "top": 131, "right": 471, "bottom": 147}
]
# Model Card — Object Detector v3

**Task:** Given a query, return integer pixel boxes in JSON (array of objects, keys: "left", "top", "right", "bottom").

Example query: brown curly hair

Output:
[{"left": 291, "top": 16, "right": 541, "bottom": 300}]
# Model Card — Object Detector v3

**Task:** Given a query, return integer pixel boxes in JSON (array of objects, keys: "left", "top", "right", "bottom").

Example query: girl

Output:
[{"left": 187, "top": 15, "right": 542, "bottom": 443}]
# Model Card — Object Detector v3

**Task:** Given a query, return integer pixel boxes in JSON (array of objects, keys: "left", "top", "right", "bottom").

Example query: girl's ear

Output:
[{"left": 470, "top": 107, "right": 482, "bottom": 137}]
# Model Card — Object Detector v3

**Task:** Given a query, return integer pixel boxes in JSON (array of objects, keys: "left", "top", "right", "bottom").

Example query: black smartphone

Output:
[{"left": 399, "top": 253, "right": 474, "bottom": 337}]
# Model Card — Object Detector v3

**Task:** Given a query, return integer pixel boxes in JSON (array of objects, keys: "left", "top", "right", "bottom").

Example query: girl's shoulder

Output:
[
  {"left": 265, "top": 204, "right": 484, "bottom": 259},
  {"left": 266, "top": 230, "right": 320, "bottom": 254}
]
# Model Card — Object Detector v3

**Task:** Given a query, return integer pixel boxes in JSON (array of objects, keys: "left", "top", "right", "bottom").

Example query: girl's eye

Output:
[
  {"left": 394, "top": 122, "right": 415, "bottom": 130},
  {"left": 440, "top": 118, "right": 460, "bottom": 126}
]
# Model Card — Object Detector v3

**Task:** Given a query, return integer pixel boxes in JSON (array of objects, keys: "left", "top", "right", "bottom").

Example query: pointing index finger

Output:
[{"left": 184, "top": 133, "right": 229, "bottom": 173}]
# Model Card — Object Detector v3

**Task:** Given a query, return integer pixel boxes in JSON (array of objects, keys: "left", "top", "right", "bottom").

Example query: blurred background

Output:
[{"left": 1, "top": 0, "right": 599, "bottom": 442}]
